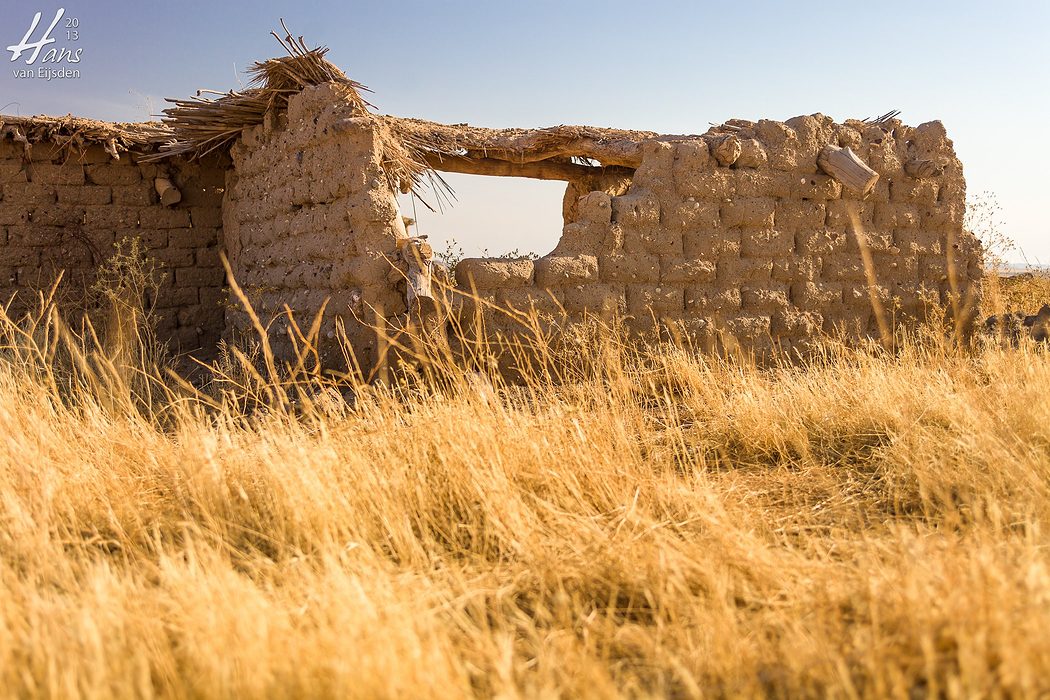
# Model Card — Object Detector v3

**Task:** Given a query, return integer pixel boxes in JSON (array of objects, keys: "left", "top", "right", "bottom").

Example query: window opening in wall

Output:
[{"left": 398, "top": 173, "right": 568, "bottom": 270}]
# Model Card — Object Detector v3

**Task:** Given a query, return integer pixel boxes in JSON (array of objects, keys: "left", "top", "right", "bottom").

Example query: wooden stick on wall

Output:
[{"left": 817, "top": 145, "right": 879, "bottom": 196}]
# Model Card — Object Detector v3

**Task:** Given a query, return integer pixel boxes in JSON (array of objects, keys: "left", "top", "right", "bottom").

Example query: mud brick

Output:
[
  {"left": 176, "top": 226, "right": 220, "bottom": 248},
  {"left": 921, "top": 203, "right": 963, "bottom": 229},
  {"left": 863, "top": 178, "right": 890, "bottom": 204},
  {"left": 633, "top": 141, "right": 675, "bottom": 189},
  {"left": 534, "top": 255, "right": 598, "bottom": 286},
  {"left": 718, "top": 256, "right": 773, "bottom": 283},
  {"left": 920, "top": 254, "right": 950, "bottom": 282},
  {"left": 177, "top": 307, "right": 201, "bottom": 327},
  {"left": 194, "top": 245, "right": 222, "bottom": 268},
  {"left": 825, "top": 200, "right": 874, "bottom": 229},
  {"left": 30, "top": 205, "right": 85, "bottom": 227},
  {"left": 171, "top": 326, "right": 203, "bottom": 350},
  {"left": 775, "top": 256, "right": 820, "bottom": 284},
  {"left": 723, "top": 315, "right": 772, "bottom": 344},
  {"left": 7, "top": 225, "right": 63, "bottom": 247},
  {"left": 796, "top": 228, "right": 848, "bottom": 256},
  {"left": 153, "top": 247, "right": 194, "bottom": 268},
  {"left": 889, "top": 178, "right": 938, "bottom": 205},
  {"left": 554, "top": 222, "right": 609, "bottom": 254},
  {"left": 742, "top": 283, "right": 790, "bottom": 313},
  {"left": 0, "top": 161, "right": 28, "bottom": 184},
  {"left": 114, "top": 227, "right": 164, "bottom": 249},
  {"left": 666, "top": 198, "right": 720, "bottom": 231},
  {"left": 734, "top": 138, "right": 768, "bottom": 169},
  {"left": 660, "top": 257, "right": 716, "bottom": 284},
  {"left": 611, "top": 192, "right": 660, "bottom": 226},
  {"left": 791, "top": 173, "right": 842, "bottom": 200},
  {"left": 138, "top": 208, "right": 191, "bottom": 229},
  {"left": 156, "top": 285, "right": 199, "bottom": 308},
  {"left": 83, "top": 229, "right": 116, "bottom": 251},
  {"left": 111, "top": 185, "right": 154, "bottom": 206},
  {"left": 721, "top": 197, "right": 775, "bottom": 228},
  {"left": 175, "top": 267, "right": 222, "bottom": 287},
  {"left": 874, "top": 202, "right": 919, "bottom": 229},
  {"left": 685, "top": 286, "right": 741, "bottom": 313},
  {"left": 199, "top": 286, "right": 226, "bottom": 309},
  {"left": 936, "top": 181, "right": 966, "bottom": 208},
  {"left": 623, "top": 225, "right": 682, "bottom": 256},
  {"left": 771, "top": 309, "right": 823, "bottom": 338},
  {"left": 561, "top": 283, "right": 625, "bottom": 317},
  {"left": 195, "top": 303, "right": 227, "bottom": 330},
  {"left": 871, "top": 251, "right": 918, "bottom": 280},
  {"left": 0, "top": 207, "right": 30, "bottom": 226},
  {"left": 29, "top": 162, "right": 84, "bottom": 185},
  {"left": 843, "top": 283, "right": 891, "bottom": 310},
  {"left": 56, "top": 185, "right": 111, "bottom": 205},
  {"left": 775, "top": 201, "right": 825, "bottom": 231},
  {"left": 849, "top": 229, "right": 894, "bottom": 253},
  {"left": 176, "top": 182, "right": 222, "bottom": 208},
  {"left": 675, "top": 169, "right": 734, "bottom": 200},
  {"left": 85, "top": 163, "right": 142, "bottom": 186},
  {"left": 671, "top": 140, "right": 713, "bottom": 193},
  {"left": 628, "top": 284, "right": 684, "bottom": 316},
  {"left": 683, "top": 228, "right": 741, "bottom": 258},
  {"left": 735, "top": 171, "right": 793, "bottom": 198},
  {"left": 496, "top": 287, "right": 564, "bottom": 315},
  {"left": 575, "top": 191, "right": 612, "bottom": 224},
  {"left": 821, "top": 253, "right": 869, "bottom": 282},
  {"left": 3, "top": 182, "right": 55, "bottom": 205},
  {"left": 796, "top": 280, "right": 844, "bottom": 309},
  {"left": 741, "top": 228, "right": 794, "bottom": 257},
  {"left": 189, "top": 206, "right": 223, "bottom": 229},
  {"left": 84, "top": 206, "right": 139, "bottom": 229},
  {"left": 600, "top": 253, "right": 659, "bottom": 283},
  {"left": 895, "top": 228, "right": 942, "bottom": 256},
  {"left": 329, "top": 255, "right": 385, "bottom": 287},
  {"left": 455, "top": 258, "right": 534, "bottom": 289},
  {"left": 0, "top": 245, "right": 39, "bottom": 267},
  {"left": 73, "top": 145, "right": 117, "bottom": 165}
]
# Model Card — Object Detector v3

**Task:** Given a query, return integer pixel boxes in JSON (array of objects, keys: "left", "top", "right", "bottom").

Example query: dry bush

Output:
[{"left": 0, "top": 270, "right": 1047, "bottom": 699}]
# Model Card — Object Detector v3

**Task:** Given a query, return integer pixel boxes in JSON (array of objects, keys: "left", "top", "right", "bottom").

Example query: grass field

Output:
[{"left": 0, "top": 271, "right": 1048, "bottom": 698}]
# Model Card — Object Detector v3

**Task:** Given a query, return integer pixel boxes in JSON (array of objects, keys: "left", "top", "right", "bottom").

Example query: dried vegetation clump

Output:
[{"left": 0, "top": 252, "right": 1048, "bottom": 698}]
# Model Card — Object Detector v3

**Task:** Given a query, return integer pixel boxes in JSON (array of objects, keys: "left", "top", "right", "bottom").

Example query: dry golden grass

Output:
[{"left": 0, "top": 277, "right": 1048, "bottom": 699}]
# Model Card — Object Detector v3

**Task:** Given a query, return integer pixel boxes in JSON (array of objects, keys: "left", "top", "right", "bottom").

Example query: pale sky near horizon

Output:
[{"left": 2, "top": 0, "right": 1047, "bottom": 264}]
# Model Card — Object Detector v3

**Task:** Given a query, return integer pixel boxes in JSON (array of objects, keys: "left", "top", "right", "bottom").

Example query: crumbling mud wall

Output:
[
  {"left": 456, "top": 116, "right": 983, "bottom": 356},
  {"left": 222, "top": 83, "right": 409, "bottom": 367},
  {"left": 0, "top": 96, "right": 984, "bottom": 374},
  {"left": 0, "top": 132, "right": 226, "bottom": 354}
]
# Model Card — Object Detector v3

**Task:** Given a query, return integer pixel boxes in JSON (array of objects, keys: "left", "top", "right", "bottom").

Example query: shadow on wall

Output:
[{"left": 396, "top": 173, "right": 567, "bottom": 263}]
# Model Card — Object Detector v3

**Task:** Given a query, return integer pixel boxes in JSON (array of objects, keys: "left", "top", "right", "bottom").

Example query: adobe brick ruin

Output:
[
  {"left": 0, "top": 42, "right": 983, "bottom": 371},
  {"left": 455, "top": 114, "right": 982, "bottom": 356},
  {"left": 0, "top": 117, "right": 227, "bottom": 354}
]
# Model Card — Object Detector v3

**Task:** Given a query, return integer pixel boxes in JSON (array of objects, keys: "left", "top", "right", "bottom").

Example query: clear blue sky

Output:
[{"left": 3, "top": 0, "right": 1047, "bottom": 263}]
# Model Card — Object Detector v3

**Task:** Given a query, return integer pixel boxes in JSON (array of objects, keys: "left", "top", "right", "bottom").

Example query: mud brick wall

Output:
[
  {"left": 456, "top": 116, "right": 983, "bottom": 355},
  {"left": 223, "top": 83, "right": 409, "bottom": 367},
  {"left": 0, "top": 136, "right": 226, "bottom": 354}
]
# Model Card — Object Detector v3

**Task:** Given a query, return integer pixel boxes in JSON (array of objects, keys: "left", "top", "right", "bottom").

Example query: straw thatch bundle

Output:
[{"left": 146, "top": 26, "right": 372, "bottom": 162}]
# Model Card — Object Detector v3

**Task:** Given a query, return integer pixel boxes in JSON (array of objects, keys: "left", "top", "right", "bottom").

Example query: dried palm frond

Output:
[{"left": 144, "top": 21, "right": 373, "bottom": 163}]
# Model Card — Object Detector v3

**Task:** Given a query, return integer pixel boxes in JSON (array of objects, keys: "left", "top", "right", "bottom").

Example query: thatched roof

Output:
[
  {"left": 381, "top": 117, "right": 685, "bottom": 170},
  {"left": 0, "top": 114, "right": 170, "bottom": 160}
]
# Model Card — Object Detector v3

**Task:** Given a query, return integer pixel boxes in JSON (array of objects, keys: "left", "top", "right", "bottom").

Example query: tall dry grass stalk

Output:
[{"left": 0, "top": 263, "right": 1048, "bottom": 698}]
